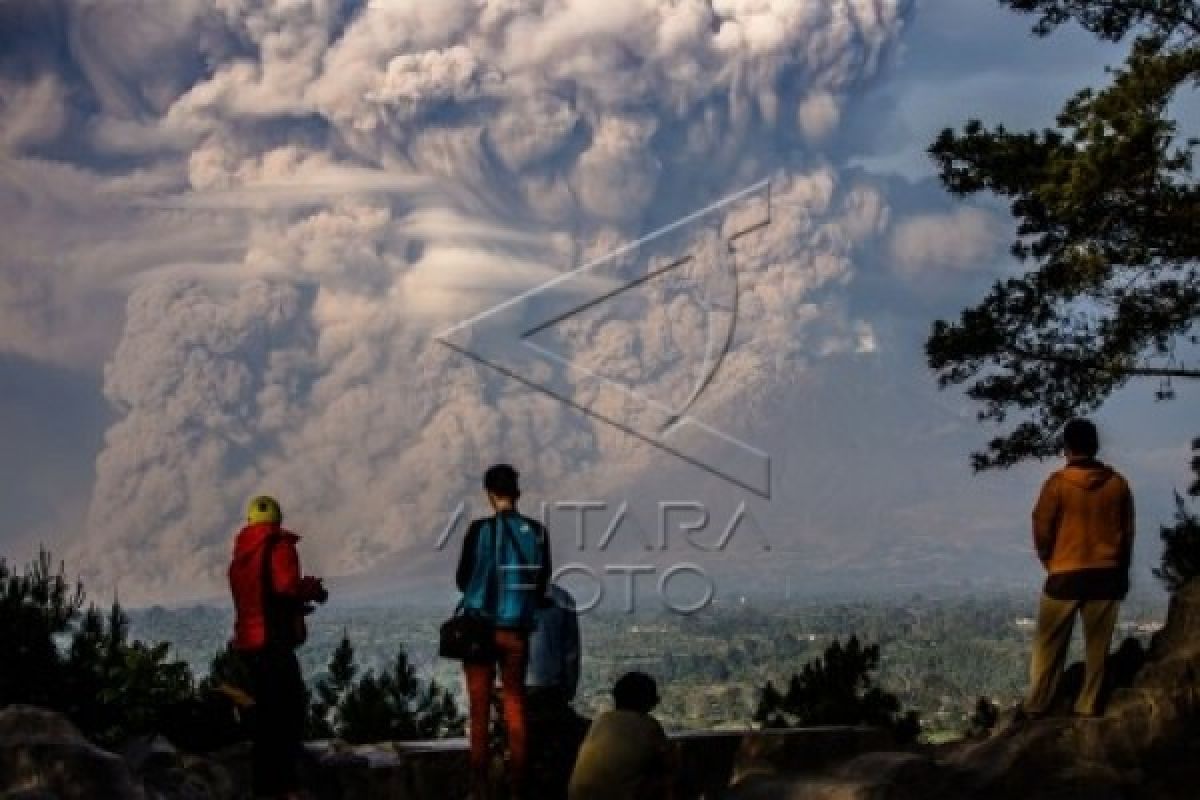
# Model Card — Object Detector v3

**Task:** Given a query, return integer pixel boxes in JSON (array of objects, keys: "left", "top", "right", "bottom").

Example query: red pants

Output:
[{"left": 464, "top": 629, "right": 529, "bottom": 787}]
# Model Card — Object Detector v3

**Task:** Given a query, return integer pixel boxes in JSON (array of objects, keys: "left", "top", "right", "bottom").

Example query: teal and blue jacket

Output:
[{"left": 456, "top": 510, "right": 551, "bottom": 631}]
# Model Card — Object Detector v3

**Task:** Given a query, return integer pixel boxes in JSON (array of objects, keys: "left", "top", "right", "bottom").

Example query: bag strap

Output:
[
  {"left": 470, "top": 518, "right": 501, "bottom": 617},
  {"left": 490, "top": 516, "right": 504, "bottom": 613},
  {"left": 490, "top": 514, "right": 525, "bottom": 610}
]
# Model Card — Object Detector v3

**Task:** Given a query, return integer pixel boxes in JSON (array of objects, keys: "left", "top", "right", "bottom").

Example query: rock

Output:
[
  {"left": 924, "top": 581, "right": 1200, "bottom": 799},
  {"left": 123, "top": 735, "right": 178, "bottom": 774},
  {"left": 831, "top": 752, "right": 938, "bottom": 787},
  {"left": 0, "top": 706, "right": 146, "bottom": 800},
  {"left": 1136, "top": 581, "right": 1200, "bottom": 692},
  {"left": 723, "top": 752, "right": 939, "bottom": 800},
  {"left": 0, "top": 708, "right": 238, "bottom": 800},
  {"left": 723, "top": 774, "right": 884, "bottom": 800},
  {"left": 730, "top": 726, "right": 895, "bottom": 784},
  {"left": 726, "top": 580, "right": 1200, "bottom": 800},
  {"left": 0, "top": 707, "right": 83, "bottom": 745},
  {"left": 137, "top": 750, "right": 239, "bottom": 800},
  {"left": 1025, "top": 637, "right": 1147, "bottom": 718},
  {"left": 1146, "top": 580, "right": 1200, "bottom": 663}
]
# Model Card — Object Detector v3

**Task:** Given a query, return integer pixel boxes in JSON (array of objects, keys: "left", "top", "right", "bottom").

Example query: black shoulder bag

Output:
[{"left": 439, "top": 518, "right": 510, "bottom": 663}]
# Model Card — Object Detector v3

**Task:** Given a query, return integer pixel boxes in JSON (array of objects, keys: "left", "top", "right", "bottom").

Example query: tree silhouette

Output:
[
  {"left": 754, "top": 636, "right": 920, "bottom": 744},
  {"left": 2, "top": 550, "right": 465, "bottom": 753},
  {"left": 925, "top": 0, "right": 1199, "bottom": 470},
  {"left": 0, "top": 550, "right": 83, "bottom": 710},
  {"left": 62, "top": 601, "right": 188, "bottom": 746},
  {"left": 1155, "top": 439, "right": 1200, "bottom": 591},
  {"left": 306, "top": 633, "right": 465, "bottom": 744},
  {"left": 968, "top": 696, "right": 1000, "bottom": 737},
  {"left": 0, "top": 550, "right": 239, "bottom": 749},
  {"left": 336, "top": 649, "right": 464, "bottom": 744},
  {"left": 307, "top": 632, "right": 358, "bottom": 738}
]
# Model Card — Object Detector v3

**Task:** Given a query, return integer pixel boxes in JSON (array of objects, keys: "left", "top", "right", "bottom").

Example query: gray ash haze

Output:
[{"left": 1, "top": 0, "right": 1195, "bottom": 605}]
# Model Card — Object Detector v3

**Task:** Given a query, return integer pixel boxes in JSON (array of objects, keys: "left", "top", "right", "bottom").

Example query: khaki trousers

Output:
[{"left": 1026, "top": 594, "right": 1120, "bottom": 715}]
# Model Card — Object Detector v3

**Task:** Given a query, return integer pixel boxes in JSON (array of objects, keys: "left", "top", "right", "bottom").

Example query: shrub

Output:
[
  {"left": 307, "top": 633, "right": 358, "bottom": 739},
  {"left": 307, "top": 633, "right": 465, "bottom": 744},
  {"left": 0, "top": 549, "right": 239, "bottom": 750},
  {"left": 0, "top": 550, "right": 83, "bottom": 709},
  {"left": 754, "top": 635, "right": 920, "bottom": 744},
  {"left": 1155, "top": 439, "right": 1200, "bottom": 594},
  {"left": 967, "top": 696, "right": 999, "bottom": 738},
  {"left": 1155, "top": 492, "right": 1200, "bottom": 594}
]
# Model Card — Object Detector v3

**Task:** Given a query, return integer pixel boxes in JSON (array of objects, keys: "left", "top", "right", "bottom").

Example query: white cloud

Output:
[
  {"left": 797, "top": 90, "right": 841, "bottom": 141},
  {"left": 888, "top": 206, "right": 1006, "bottom": 276},
  {"left": 0, "top": 75, "right": 67, "bottom": 152}
]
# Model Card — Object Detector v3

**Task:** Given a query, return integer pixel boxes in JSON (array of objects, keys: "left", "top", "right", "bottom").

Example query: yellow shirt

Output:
[{"left": 568, "top": 710, "right": 671, "bottom": 800}]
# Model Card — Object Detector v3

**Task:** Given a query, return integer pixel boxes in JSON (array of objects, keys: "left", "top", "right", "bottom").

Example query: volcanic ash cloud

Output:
[{"left": 0, "top": 0, "right": 912, "bottom": 601}]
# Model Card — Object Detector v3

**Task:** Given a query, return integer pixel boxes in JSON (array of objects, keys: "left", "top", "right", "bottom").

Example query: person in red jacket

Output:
[{"left": 229, "top": 495, "right": 327, "bottom": 800}]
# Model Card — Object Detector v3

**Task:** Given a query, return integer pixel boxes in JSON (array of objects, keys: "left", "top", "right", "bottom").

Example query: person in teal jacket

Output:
[{"left": 455, "top": 464, "right": 551, "bottom": 800}]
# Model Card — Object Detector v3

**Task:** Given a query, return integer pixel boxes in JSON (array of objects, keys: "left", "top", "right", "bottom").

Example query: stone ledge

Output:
[{"left": 304, "top": 726, "right": 893, "bottom": 800}]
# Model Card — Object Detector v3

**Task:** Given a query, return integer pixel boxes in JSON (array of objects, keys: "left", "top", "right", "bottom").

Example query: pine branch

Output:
[{"left": 1006, "top": 345, "right": 1200, "bottom": 378}]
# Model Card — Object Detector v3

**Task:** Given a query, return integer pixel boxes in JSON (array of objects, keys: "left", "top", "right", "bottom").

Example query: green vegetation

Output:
[
  {"left": 128, "top": 591, "right": 1168, "bottom": 739},
  {"left": 0, "top": 549, "right": 230, "bottom": 750},
  {"left": 1158, "top": 499, "right": 1200, "bottom": 593},
  {"left": 0, "top": 550, "right": 460, "bottom": 750},
  {"left": 926, "top": 0, "right": 1199, "bottom": 471},
  {"left": 967, "top": 696, "right": 1000, "bottom": 738},
  {"left": 754, "top": 636, "right": 920, "bottom": 744},
  {"left": 6, "top": 548, "right": 1163, "bottom": 750},
  {"left": 926, "top": 0, "right": 1200, "bottom": 597},
  {"left": 1155, "top": 440, "right": 1200, "bottom": 591},
  {"left": 307, "top": 633, "right": 464, "bottom": 744}
]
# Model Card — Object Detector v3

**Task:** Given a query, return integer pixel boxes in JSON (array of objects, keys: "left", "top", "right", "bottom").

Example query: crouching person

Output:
[
  {"left": 569, "top": 672, "right": 676, "bottom": 800},
  {"left": 229, "top": 496, "right": 328, "bottom": 799}
]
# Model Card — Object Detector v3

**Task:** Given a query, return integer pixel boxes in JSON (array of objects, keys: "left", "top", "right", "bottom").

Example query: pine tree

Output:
[
  {"left": 0, "top": 549, "right": 84, "bottom": 709},
  {"left": 307, "top": 632, "right": 358, "bottom": 738},
  {"left": 0, "top": 550, "right": 235, "bottom": 749},
  {"left": 925, "top": 1, "right": 1199, "bottom": 467},
  {"left": 333, "top": 644, "right": 465, "bottom": 744},
  {"left": 1155, "top": 439, "right": 1200, "bottom": 591},
  {"left": 754, "top": 636, "right": 920, "bottom": 743}
]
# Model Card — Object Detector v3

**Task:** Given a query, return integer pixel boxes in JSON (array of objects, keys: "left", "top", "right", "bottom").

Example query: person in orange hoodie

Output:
[
  {"left": 1024, "top": 419, "right": 1135, "bottom": 718},
  {"left": 229, "top": 496, "right": 327, "bottom": 799}
]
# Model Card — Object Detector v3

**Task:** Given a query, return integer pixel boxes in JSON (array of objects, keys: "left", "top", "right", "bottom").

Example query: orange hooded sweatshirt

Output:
[{"left": 1032, "top": 459, "right": 1135, "bottom": 575}]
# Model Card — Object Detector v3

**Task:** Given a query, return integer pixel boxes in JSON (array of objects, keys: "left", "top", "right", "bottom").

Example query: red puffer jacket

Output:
[{"left": 229, "top": 522, "right": 320, "bottom": 651}]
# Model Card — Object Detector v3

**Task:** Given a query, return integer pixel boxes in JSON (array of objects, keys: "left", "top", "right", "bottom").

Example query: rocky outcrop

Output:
[
  {"left": 303, "top": 727, "right": 894, "bottom": 800},
  {"left": 936, "top": 582, "right": 1200, "bottom": 800},
  {"left": 730, "top": 751, "right": 937, "bottom": 800},
  {"left": 1136, "top": 579, "right": 1200, "bottom": 691},
  {"left": 0, "top": 707, "right": 237, "bottom": 800},
  {"left": 0, "top": 711, "right": 893, "bottom": 800},
  {"left": 726, "top": 580, "right": 1200, "bottom": 800},
  {"left": 0, "top": 706, "right": 146, "bottom": 800},
  {"left": 729, "top": 727, "right": 897, "bottom": 786}
]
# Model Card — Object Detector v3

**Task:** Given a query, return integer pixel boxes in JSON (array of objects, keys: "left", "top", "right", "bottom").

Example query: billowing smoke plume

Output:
[{"left": 0, "top": 0, "right": 909, "bottom": 601}]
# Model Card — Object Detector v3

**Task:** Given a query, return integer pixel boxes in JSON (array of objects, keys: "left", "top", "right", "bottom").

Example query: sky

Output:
[{"left": 0, "top": 0, "right": 1195, "bottom": 607}]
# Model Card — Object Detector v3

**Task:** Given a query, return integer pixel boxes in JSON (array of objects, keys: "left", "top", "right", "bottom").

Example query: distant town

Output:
[{"left": 130, "top": 591, "right": 1167, "bottom": 739}]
